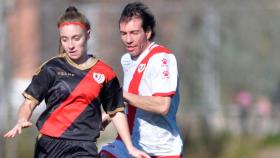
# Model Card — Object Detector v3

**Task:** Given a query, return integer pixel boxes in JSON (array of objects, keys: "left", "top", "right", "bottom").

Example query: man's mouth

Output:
[{"left": 127, "top": 46, "right": 135, "bottom": 51}]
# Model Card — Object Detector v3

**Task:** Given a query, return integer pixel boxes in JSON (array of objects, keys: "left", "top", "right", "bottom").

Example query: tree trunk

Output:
[{"left": 200, "top": 8, "right": 224, "bottom": 132}]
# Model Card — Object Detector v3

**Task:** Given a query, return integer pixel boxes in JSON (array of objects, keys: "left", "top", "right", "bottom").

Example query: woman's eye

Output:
[{"left": 73, "top": 36, "right": 81, "bottom": 41}]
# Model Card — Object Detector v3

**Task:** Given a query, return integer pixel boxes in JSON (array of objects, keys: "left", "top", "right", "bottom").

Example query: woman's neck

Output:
[{"left": 74, "top": 54, "right": 89, "bottom": 65}]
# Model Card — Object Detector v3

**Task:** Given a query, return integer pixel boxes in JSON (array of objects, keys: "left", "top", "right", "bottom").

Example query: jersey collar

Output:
[
  {"left": 133, "top": 42, "right": 156, "bottom": 63},
  {"left": 64, "top": 54, "right": 99, "bottom": 70}
]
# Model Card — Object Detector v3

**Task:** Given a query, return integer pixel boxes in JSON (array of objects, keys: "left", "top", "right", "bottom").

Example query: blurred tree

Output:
[
  {"left": 0, "top": 0, "right": 10, "bottom": 156},
  {"left": 3, "top": 0, "right": 280, "bottom": 157},
  {"left": 199, "top": 7, "right": 224, "bottom": 132}
]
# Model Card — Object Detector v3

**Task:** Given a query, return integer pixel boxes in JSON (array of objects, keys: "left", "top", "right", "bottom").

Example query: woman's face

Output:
[{"left": 59, "top": 24, "right": 90, "bottom": 63}]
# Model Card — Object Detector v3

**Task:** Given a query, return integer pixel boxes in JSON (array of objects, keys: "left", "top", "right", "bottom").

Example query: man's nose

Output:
[{"left": 126, "top": 34, "right": 133, "bottom": 44}]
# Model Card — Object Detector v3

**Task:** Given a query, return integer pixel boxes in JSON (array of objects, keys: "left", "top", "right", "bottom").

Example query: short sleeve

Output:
[
  {"left": 23, "top": 64, "right": 54, "bottom": 104},
  {"left": 148, "top": 53, "right": 178, "bottom": 97},
  {"left": 100, "top": 76, "right": 125, "bottom": 115}
]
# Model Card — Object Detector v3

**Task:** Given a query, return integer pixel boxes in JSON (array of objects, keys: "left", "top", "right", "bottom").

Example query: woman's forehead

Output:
[{"left": 59, "top": 24, "right": 86, "bottom": 36}]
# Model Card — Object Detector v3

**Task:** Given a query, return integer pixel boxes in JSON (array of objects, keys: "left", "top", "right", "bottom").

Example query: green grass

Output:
[
  {"left": 4, "top": 130, "right": 280, "bottom": 158},
  {"left": 261, "top": 134, "right": 280, "bottom": 146}
]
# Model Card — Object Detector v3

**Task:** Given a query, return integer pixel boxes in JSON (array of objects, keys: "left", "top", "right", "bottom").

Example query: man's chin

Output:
[
  {"left": 128, "top": 52, "right": 140, "bottom": 60},
  {"left": 128, "top": 52, "right": 136, "bottom": 56},
  {"left": 127, "top": 49, "right": 134, "bottom": 53}
]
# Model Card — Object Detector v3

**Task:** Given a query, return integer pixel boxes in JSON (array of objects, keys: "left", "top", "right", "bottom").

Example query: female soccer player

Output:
[{"left": 4, "top": 6, "right": 149, "bottom": 158}]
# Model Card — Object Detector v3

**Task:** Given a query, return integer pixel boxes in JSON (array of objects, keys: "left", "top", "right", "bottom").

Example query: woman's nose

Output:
[{"left": 68, "top": 40, "right": 74, "bottom": 49}]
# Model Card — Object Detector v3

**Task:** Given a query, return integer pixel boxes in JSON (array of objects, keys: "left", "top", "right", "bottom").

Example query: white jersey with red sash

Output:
[{"left": 121, "top": 42, "right": 183, "bottom": 156}]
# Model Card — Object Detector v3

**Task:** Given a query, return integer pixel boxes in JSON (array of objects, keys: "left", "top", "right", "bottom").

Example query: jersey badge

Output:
[
  {"left": 138, "top": 64, "right": 146, "bottom": 73},
  {"left": 93, "top": 72, "right": 105, "bottom": 84}
]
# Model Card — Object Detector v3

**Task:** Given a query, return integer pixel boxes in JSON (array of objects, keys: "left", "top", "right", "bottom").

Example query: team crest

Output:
[
  {"left": 93, "top": 72, "right": 105, "bottom": 84},
  {"left": 138, "top": 64, "right": 146, "bottom": 73}
]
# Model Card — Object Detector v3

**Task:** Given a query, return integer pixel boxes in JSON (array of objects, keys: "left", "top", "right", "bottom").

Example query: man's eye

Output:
[
  {"left": 61, "top": 38, "right": 68, "bottom": 42},
  {"left": 132, "top": 31, "right": 139, "bottom": 35},
  {"left": 120, "top": 32, "right": 126, "bottom": 36}
]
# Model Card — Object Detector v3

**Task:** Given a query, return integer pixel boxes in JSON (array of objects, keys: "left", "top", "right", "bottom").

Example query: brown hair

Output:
[
  {"left": 57, "top": 6, "right": 91, "bottom": 54},
  {"left": 119, "top": 2, "right": 156, "bottom": 41}
]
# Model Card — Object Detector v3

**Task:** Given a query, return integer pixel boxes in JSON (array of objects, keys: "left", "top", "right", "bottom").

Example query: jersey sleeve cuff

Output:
[
  {"left": 107, "top": 107, "right": 125, "bottom": 115},
  {"left": 152, "top": 91, "right": 175, "bottom": 97},
  {"left": 22, "top": 92, "right": 40, "bottom": 105}
]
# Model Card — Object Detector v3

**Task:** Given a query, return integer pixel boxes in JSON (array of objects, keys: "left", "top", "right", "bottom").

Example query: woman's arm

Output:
[
  {"left": 111, "top": 112, "right": 150, "bottom": 158},
  {"left": 4, "top": 99, "right": 37, "bottom": 138},
  {"left": 101, "top": 112, "right": 111, "bottom": 131}
]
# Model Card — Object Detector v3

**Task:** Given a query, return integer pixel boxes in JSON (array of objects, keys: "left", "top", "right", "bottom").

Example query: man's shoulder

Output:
[
  {"left": 151, "top": 44, "right": 171, "bottom": 54},
  {"left": 121, "top": 53, "right": 131, "bottom": 64},
  {"left": 121, "top": 53, "right": 130, "bottom": 59},
  {"left": 148, "top": 50, "right": 177, "bottom": 68}
]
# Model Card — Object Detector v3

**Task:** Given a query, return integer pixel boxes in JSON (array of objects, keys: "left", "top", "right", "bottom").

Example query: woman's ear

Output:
[{"left": 86, "top": 30, "right": 91, "bottom": 40}]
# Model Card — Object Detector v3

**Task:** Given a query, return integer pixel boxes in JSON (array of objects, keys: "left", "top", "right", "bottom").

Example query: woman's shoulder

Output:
[
  {"left": 93, "top": 59, "right": 117, "bottom": 80},
  {"left": 95, "top": 59, "right": 114, "bottom": 71},
  {"left": 44, "top": 54, "right": 66, "bottom": 65},
  {"left": 34, "top": 54, "right": 65, "bottom": 75}
]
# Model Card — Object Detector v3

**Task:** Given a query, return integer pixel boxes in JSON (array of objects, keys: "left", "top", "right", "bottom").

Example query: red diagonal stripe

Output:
[
  {"left": 127, "top": 46, "right": 171, "bottom": 133},
  {"left": 117, "top": 46, "right": 171, "bottom": 140},
  {"left": 40, "top": 62, "right": 114, "bottom": 137},
  {"left": 151, "top": 155, "right": 182, "bottom": 158}
]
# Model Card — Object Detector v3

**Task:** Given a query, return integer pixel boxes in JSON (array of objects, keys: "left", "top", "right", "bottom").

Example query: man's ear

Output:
[{"left": 146, "top": 28, "right": 152, "bottom": 40}]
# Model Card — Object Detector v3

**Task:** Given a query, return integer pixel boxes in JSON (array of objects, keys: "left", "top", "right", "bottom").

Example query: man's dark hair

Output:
[{"left": 119, "top": 1, "right": 156, "bottom": 40}]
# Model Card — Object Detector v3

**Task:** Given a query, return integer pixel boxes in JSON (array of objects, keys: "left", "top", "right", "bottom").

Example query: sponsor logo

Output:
[
  {"left": 122, "top": 58, "right": 132, "bottom": 66},
  {"left": 93, "top": 72, "right": 105, "bottom": 84},
  {"left": 137, "top": 64, "right": 146, "bottom": 73},
  {"left": 57, "top": 71, "right": 75, "bottom": 77}
]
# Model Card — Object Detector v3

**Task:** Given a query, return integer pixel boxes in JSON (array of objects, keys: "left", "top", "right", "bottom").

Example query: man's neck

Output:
[{"left": 131, "top": 41, "right": 153, "bottom": 61}]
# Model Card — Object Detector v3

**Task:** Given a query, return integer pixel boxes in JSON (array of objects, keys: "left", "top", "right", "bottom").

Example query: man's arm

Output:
[
  {"left": 110, "top": 112, "right": 150, "bottom": 158},
  {"left": 123, "top": 92, "right": 171, "bottom": 115}
]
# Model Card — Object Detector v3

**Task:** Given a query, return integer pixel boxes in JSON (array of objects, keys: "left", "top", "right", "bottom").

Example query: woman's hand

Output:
[
  {"left": 3, "top": 120, "right": 32, "bottom": 138},
  {"left": 4, "top": 99, "right": 37, "bottom": 138},
  {"left": 101, "top": 113, "right": 111, "bottom": 131},
  {"left": 128, "top": 146, "right": 151, "bottom": 158}
]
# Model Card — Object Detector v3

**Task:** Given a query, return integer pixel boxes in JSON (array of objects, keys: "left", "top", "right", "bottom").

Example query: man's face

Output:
[
  {"left": 59, "top": 24, "right": 89, "bottom": 63},
  {"left": 119, "top": 18, "right": 151, "bottom": 59}
]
